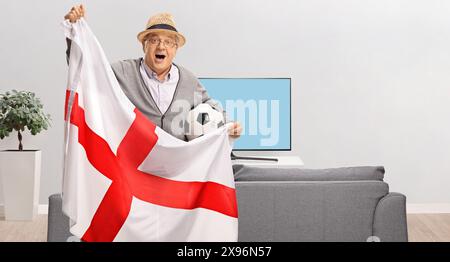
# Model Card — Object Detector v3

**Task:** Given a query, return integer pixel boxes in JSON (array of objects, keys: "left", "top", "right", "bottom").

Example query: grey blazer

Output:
[{"left": 111, "top": 58, "right": 226, "bottom": 141}]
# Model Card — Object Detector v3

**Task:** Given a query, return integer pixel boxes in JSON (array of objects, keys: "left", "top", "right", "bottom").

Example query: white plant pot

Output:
[{"left": 0, "top": 150, "right": 41, "bottom": 220}]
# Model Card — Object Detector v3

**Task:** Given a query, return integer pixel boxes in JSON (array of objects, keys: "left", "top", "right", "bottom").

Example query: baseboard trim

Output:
[
  {"left": 38, "top": 205, "right": 48, "bottom": 215},
  {"left": 0, "top": 204, "right": 48, "bottom": 216},
  {"left": 407, "top": 203, "right": 450, "bottom": 214}
]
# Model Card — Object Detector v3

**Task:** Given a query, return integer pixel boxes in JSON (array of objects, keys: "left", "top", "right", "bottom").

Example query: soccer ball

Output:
[{"left": 185, "top": 103, "right": 225, "bottom": 141}]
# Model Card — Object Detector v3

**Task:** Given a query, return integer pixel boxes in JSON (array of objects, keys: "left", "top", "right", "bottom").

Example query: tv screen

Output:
[{"left": 199, "top": 78, "right": 291, "bottom": 151}]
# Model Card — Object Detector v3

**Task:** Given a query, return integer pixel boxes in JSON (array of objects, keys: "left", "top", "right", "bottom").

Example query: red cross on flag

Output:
[{"left": 61, "top": 19, "right": 238, "bottom": 242}]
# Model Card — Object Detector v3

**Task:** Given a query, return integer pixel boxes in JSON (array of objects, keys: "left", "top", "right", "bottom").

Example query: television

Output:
[{"left": 199, "top": 78, "right": 291, "bottom": 160}]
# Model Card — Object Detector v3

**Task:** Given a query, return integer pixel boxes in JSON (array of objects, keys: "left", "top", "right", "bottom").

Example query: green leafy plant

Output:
[{"left": 0, "top": 90, "right": 51, "bottom": 150}]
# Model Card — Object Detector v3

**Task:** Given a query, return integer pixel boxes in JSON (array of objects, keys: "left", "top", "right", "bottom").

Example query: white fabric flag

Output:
[{"left": 61, "top": 19, "right": 238, "bottom": 242}]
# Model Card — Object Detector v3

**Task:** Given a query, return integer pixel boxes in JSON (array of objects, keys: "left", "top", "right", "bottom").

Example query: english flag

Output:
[{"left": 61, "top": 19, "right": 238, "bottom": 242}]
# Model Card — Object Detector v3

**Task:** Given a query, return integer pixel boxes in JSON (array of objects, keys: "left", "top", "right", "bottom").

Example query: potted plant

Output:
[{"left": 0, "top": 90, "right": 51, "bottom": 220}]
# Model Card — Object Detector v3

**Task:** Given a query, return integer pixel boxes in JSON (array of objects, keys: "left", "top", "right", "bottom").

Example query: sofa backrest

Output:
[{"left": 233, "top": 165, "right": 385, "bottom": 182}]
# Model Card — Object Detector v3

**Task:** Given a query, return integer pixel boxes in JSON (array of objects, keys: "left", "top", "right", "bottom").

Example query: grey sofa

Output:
[{"left": 47, "top": 165, "right": 408, "bottom": 242}]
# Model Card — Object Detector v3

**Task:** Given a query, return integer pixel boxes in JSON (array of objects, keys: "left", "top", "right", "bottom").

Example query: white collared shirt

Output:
[{"left": 139, "top": 59, "right": 179, "bottom": 115}]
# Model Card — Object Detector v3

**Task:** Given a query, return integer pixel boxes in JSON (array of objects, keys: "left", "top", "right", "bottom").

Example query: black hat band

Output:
[{"left": 147, "top": 24, "right": 178, "bottom": 32}]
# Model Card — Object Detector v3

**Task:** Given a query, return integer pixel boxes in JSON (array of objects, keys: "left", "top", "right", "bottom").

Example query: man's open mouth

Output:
[{"left": 155, "top": 54, "right": 166, "bottom": 62}]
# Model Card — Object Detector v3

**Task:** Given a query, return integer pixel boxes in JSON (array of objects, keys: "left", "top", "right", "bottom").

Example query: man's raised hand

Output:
[{"left": 64, "top": 4, "right": 85, "bottom": 23}]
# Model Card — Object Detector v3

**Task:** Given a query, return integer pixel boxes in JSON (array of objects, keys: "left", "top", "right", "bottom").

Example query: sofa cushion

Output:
[
  {"left": 232, "top": 165, "right": 385, "bottom": 181},
  {"left": 235, "top": 181, "right": 389, "bottom": 241}
]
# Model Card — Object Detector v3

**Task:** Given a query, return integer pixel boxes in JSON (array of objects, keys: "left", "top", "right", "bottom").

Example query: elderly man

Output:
[{"left": 64, "top": 5, "right": 242, "bottom": 141}]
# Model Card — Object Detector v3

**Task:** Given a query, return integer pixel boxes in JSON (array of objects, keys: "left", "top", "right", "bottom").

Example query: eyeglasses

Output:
[{"left": 146, "top": 37, "right": 177, "bottom": 48}]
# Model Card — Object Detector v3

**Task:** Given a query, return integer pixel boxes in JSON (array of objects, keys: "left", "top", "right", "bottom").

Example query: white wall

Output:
[{"left": 0, "top": 0, "right": 449, "bottom": 206}]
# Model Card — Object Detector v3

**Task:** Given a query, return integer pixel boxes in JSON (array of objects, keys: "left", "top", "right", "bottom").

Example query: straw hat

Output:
[{"left": 137, "top": 13, "right": 186, "bottom": 47}]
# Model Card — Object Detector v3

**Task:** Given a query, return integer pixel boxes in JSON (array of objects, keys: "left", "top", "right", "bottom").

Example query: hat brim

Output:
[{"left": 137, "top": 29, "right": 186, "bottom": 47}]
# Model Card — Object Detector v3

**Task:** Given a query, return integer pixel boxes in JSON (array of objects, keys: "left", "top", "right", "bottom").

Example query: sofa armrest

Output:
[
  {"left": 47, "top": 194, "right": 73, "bottom": 242},
  {"left": 372, "top": 192, "right": 408, "bottom": 242}
]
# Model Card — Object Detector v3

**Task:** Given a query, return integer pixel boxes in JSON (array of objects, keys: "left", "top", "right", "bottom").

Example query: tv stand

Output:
[
  {"left": 230, "top": 152, "right": 278, "bottom": 162},
  {"left": 231, "top": 153, "right": 304, "bottom": 168}
]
